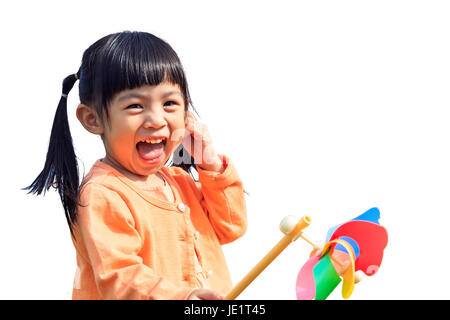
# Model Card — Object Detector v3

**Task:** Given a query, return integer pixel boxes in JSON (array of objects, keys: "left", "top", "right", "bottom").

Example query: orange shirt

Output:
[{"left": 71, "top": 155, "right": 247, "bottom": 299}]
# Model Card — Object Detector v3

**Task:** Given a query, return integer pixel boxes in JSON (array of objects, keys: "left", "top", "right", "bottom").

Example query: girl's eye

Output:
[
  {"left": 164, "top": 101, "right": 178, "bottom": 108},
  {"left": 126, "top": 104, "right": 143, "bottom": 109}
]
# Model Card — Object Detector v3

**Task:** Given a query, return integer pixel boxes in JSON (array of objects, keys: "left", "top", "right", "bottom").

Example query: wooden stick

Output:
[{"left": 224, "top": 216, "right": 312, "bottom": 300}]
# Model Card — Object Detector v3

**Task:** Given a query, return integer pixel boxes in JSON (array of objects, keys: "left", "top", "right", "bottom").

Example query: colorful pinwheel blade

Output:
[
  {"left": 312, "top": 252, "right": 342, "bottom": 300},
  {"left": 295, "top": 255, "right": 320, "bottom": 300},
  {"left": 329, "top": 220, "right": 388, "bottom": 275},
  {"left": 352, "top": 207, "right": 381, "bottom": 224},
  {"left": 334, "top": 236, "right": 360, "bottom": 260},
  {"left": 325, "top": 207, "right": 381, "bottom": 243},
  {"left": 296, "top": 252, "right": 341, "bottom": 300},
  {"left": 321, "top": 239, "right": 356, "bottom": 299}
]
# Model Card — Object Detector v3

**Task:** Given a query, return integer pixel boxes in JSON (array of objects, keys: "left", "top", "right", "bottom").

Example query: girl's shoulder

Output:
[{"left": 79, "top": 160, "right": 129, "bottom": 195}]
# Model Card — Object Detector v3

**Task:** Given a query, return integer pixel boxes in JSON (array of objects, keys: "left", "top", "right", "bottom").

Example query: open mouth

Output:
[{"left": 136, "top": 137, "right": 167, "bottom": 162}]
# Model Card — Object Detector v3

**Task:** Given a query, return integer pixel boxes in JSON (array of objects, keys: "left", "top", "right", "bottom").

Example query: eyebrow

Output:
[{"left": 117, "top": 90, "right": 183, "bottom": 102}]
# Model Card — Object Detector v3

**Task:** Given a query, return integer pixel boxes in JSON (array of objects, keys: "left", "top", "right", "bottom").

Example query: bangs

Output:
[{"left": 92, "top": 31, "right": 190, "bottom": 115}]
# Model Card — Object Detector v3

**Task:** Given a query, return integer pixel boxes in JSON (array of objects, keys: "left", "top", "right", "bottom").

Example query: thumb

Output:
[{"left": 197, "top": 289, "right": 224, "bottom": 300}]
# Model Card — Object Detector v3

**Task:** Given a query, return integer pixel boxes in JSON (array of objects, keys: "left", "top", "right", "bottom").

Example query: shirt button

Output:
[
  {"left": 194, "top": 231, "right": 200, "bottom": 240},
  {"left": 177, "top": 203, "right": 186, "bottom": 212}
]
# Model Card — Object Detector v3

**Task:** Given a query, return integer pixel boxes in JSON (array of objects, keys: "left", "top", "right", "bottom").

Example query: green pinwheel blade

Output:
[{"left": 312, "top": 252, "right": 342, "bottom": 300}]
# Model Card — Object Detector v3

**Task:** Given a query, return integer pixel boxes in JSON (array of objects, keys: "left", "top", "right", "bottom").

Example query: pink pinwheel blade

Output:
[{"left": 296, "top": 255, "right": 320, "bottom": 300}]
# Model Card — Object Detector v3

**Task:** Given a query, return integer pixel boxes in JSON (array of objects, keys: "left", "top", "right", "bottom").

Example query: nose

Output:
[{"left": 142, "top": 108, "right": 167, "bottom": 129}]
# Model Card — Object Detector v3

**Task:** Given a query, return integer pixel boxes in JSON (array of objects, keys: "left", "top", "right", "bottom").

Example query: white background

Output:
[{"left": 1, "top": 0, "right": 449, "bottom": 299}]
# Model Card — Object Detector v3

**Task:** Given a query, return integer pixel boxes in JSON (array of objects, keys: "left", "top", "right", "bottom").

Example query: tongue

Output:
[{"left": 137, "top": 141, "right": 164, "bottom": 160}]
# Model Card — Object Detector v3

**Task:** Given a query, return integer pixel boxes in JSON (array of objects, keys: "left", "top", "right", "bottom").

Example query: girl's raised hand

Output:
[{"left": 182, "top": 112, "right": 224, "bottom": 173}]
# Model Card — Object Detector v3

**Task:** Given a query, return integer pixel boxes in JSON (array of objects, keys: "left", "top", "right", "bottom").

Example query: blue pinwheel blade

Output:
[{"left": 325, "top": 207, "right": 380, "bottom": 243}]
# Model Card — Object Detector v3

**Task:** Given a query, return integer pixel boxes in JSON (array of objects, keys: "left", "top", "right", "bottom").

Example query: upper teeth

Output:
[{"left": 144, "top": 138, "right": 164, "bottom": 144}]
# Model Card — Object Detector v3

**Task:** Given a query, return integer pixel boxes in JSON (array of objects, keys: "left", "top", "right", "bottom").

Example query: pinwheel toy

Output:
[{"left": 224, "top": 207, "right": 388, "bottom": 300}]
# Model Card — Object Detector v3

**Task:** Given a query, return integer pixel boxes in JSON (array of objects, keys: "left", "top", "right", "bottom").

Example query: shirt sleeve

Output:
[
  {"left": 196, "top": 154, "right": 247, "bottom": 244},
  {"left": 75, "top": 182, "right": 195, "bottom": 300}
]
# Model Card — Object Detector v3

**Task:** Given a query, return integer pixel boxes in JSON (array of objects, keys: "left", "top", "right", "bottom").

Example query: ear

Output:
[{"left": 76, "top": 104, "right": 104, "bottom": 135}]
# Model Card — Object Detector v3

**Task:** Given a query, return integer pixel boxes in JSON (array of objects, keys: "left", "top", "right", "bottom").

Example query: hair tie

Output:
[
  {"left": 74, "top": 73, "right": 79, "bottom": 80},
  {"left": 61, "top": 93, "right": 68, "bottom": 98}
]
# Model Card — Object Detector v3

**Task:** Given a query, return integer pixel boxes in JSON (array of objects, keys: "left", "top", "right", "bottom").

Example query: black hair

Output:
[{"left": 25, "top": 31, "right": 197, "bottom": 236}]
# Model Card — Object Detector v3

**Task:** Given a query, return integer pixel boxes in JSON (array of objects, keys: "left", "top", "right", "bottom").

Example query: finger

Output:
[
  {"left": 186, "top": 292, "right": 201, "bottom": 300},
  {"left": 198, "top": 290, "right": 224, "bottom": 300},
  {"left": 186, "top": 119, "right": 206, "bottom": 142},
  {"left": 181, "top": 131, "right": 203, "bottom": 162},
  {"left": 184, "top": 115, "right": 198, "bottom": 135},
  {"left": 181, "top": 130, "right": 194, "bottom": 155}
]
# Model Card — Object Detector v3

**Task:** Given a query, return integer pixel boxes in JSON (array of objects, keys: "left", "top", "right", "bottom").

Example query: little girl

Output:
[{"left": 26, "top": 31, "right": 247, "bottom": 300}]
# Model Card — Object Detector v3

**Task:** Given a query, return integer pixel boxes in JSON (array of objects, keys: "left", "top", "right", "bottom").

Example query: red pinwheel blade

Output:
[{"left": 329, "top": 220, "right": 388, "bottom": 275}]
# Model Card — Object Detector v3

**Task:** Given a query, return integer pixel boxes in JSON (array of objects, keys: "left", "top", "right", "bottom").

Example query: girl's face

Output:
[{"left": 101, "top": 81, "right": 186, "bottom": 180}]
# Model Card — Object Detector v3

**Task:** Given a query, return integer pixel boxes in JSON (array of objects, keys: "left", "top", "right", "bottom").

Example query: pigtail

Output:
[{"left": 25, "top": 73, "right": 80, "bottom": 236}]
